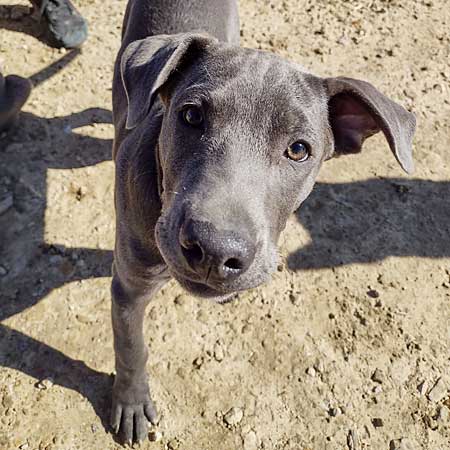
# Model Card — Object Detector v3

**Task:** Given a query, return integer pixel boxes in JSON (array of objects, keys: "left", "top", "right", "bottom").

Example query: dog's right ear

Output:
[{"left": 120, "top": 33, "right": 215, "bottom": 130}]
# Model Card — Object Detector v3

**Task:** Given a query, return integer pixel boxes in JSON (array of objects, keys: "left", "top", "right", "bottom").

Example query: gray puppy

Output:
[{"left": 111, "top": 0, "right": 415, "bottom": 443}]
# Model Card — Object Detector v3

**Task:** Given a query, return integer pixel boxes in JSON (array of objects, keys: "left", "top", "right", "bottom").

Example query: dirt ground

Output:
[{"left": 0, "top": 0, "right": 449, "bottom": 449}]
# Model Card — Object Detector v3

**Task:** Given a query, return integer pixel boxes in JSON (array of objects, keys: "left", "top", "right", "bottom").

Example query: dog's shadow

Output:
[{"left": 287, "top": 178, "right": 450, "bottom": 270}]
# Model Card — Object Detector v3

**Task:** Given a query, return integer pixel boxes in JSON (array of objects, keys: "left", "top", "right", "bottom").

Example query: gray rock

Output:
[
  {"left": 0, "top": 265, "right": 7, "bottom": 276},
  {"left": 427, "top": 377, "right": 447, "bottom": 403},
  {"left": 224, "top": 407, "right": 244, "bottom": 426},
  {"left": 438, "top": 405, "right": 449, "bottom": 422}
]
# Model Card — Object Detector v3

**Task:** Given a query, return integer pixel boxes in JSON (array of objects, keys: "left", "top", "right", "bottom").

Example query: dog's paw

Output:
[{"left": 110, "top": 378, "right": 158, "bottom": 444}]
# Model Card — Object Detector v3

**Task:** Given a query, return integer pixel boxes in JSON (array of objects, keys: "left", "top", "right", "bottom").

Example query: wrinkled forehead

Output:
[{"left": 176, "top": 46, "right": 328, "bottom": 136}]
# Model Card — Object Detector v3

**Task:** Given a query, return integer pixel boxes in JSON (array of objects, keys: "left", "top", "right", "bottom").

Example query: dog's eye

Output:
[
  {"left": 285, "top": 141, "right": 310, "bottom": 162},
  {"left": 182, "top": 106, "right": 203, "bottom": 127}
]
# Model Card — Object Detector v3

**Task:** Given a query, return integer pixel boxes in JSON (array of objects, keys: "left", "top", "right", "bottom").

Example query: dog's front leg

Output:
[{"left": 110, "top": 271, "right": 168, "bottom": 444}]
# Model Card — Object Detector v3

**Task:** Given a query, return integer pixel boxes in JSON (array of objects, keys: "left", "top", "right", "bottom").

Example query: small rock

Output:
[
  {"left": 289, "top": 293, "right": 301, "bottom": 305},
  {"left": 243, "top": 430, "right": 258, "bottom": 450},
  {"left": 36, "top": 378, "right": 54, "bottom": 390},
  {"left": 314, "top": 360, "right": 324, "bottom": 373},
  {"left": 0, "top": 265, "right": 7, "bottom": 276},
  {"left": 0, "top": 193, "right": 13, "bottom": 215},
  {"left": 367, "top": 289, "right": 380, "bottom": 299},
  {"left": 223, "top": 407, "right": 244, "bottom": 426},
  {"left": 373, "top": 385, "right": 383, "bottom": 394},
  {"left": 438, "top": 405, "right": 449, "bottom": 422},
  {"left": 19, "top": 443, "right": 29, "bottom": 450},
  {"left": 90, "top": 424, "right": 98, "bottom": 433},
  {"left": 193, "top": 356, "right": 204, "bottom": 369},
  {"left": 371, "top": 418, "right": 384, "bottom": 428},
  {"left": 167, "top": 438, "right": 181, "bottom": 450},
  {"left": 427, "top": 377, "right": 447, "bottom": 403},
  {"left": 347, "top": 429, "right": 360, "bottom": 450},
  {"left": 306, "top": 367, "right": 316, "bottom": 377},
  {"left": 389, "top": 437, "right": 415, "bottom": 450},
  {"left": 417, "top": 380, "right": 428, "bottom": 396},
  {"left": 371, "top": 368, "right": 384, "bottom": 384},
  {"left": 213, "top": 341, "right": 225, "bottom": 362},
  {"left": 148, "top": 430, "right": 162, "bottom": 442},
  {"left": 75, "top": 314, "right": 91, "bottom": 324},
  {"left": 329, "top": 407, "right": 342, "bottom": 417}
]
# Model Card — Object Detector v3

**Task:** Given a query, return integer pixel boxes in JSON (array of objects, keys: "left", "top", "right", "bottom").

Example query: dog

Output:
[{"left": 111, "top": 0, "right": 416, "bottom": 443}]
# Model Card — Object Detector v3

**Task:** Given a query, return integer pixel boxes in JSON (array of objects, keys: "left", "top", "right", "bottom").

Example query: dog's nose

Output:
[{"left": 179, "top": 219, "right": 255, "bottom": 282}]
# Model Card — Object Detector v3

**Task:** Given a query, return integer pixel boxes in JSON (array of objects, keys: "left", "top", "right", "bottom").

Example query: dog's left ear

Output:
[
  {"left": 120, "top": 33, "right": 215, "bottom": 130},
  {"left": 325, "top": 77, "right": 416, "bottom": 173}
]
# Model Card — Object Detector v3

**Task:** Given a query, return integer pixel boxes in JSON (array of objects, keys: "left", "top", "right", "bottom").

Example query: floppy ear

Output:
[
  {"left": 325, "top": 77, "right": 416, "bottom": 173},
  {"left": 120, "top": 33, "right": 215, "bottom": 130}
]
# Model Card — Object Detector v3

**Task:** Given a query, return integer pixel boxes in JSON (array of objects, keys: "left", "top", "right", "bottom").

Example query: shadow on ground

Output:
[
  {"left": 0, "top": 52, "right": 114, "bottom": 431},
  {"left": 288, "top": 178, "right": 450, "bottom": 270}
]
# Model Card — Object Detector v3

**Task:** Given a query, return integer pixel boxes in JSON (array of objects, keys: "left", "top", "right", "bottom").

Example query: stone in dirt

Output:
[
  {"left": 224, "top": 407, "right": 244, "bottom": 426},
  {"left": 389, "top": 437, "right": 415, "bottom": 450},
  {"left": 371, "top": 418, "right": 384, "bottom": 428},
  {"left": 148, "top": 430, "right": 162, "bottom": 442},
  {"left": 427, "top": 377, "right": 448, "bottom": 403},
  {"left": 371, "top": 368, "right": 384, "bottom": 384},
  {"left": 347, "top": 429, "right": 360, "bottom": 450}
]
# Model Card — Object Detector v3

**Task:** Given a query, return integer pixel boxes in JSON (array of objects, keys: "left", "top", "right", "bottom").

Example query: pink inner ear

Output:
[{"left": 329, "top": 93, "right": 380, "bottom": 154}]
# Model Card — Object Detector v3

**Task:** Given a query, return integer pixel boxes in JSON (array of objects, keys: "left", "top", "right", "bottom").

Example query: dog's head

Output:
[{"left": 120, "top": 33, "right": 416, "bottom": 302}]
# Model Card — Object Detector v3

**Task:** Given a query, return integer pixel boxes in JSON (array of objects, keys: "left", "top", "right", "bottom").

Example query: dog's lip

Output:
[{"left": 175, "top": 273, "right": 236, "bottom": 300}]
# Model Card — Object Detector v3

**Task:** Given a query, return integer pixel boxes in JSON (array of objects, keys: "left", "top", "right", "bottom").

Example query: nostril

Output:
[
  {"left": 223, "top": 257, "right": 244, "bottom": 272},
  {"left": 181, "top": 242, "right": 204, "bottom": 265}
]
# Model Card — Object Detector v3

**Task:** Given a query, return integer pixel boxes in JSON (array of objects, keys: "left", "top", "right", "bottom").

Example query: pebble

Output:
[
  {"left": 0, "top": 194, "right": 13, "bottom": 215},
  {"left": 367, "top": 289, "right": 380, "bottom": 299},
  {"left": 417, "top": 380, "right": 428, "bottom": 396},
  {"left": 148, "top": 430, "right": 162, "bottom": 442},
  {"left": 373, "top": 385, "right": 383, "bottom": 394},
  {"left": 19, "top": 443, "right": 29, "bottom": 450},
  {"left": 36, "top": 378, "right": 54, "bottom": 390},
  {"left": 372, "top": 418, "right": 384, "bottom": 428},
  {"left": 193, "top": 356, "right": 204, "bottom": 369},
  {"left": 243, "top": 430, "right": 258, "bottom": 450},
  {"left": 329, "top": 407, "right": 342, "bottom": 417},
  {"left": 289, "top": 293, "right": 301, "bottom": 305},
  {"left": 427, "top": 377, "right": 447, "bottom": 402},
  {"left": 438, "top": 405, "right": 449, "bottom": 422},
  {"left": 0, "top": 265, "right": 7, "bottom": 276},
  {"left": 347, "top": 429, "right": 360, "bottom": 450},
  {"left": 213, "top": 341, "right": 225, "bottom": 362},
  {"left": 75, "top": 314, "right": 91, "bottom": 324},
  {"left": 389, "top": 437, "right": 415, "bottom": 450},
  {"left": 167, "top": 438, "right": 181, "bottom": 449},
  {"left": 306, "top": 367, "right": 316, "bottom": 377},
  {"left": 371, "top": 368, "right": 384, "bottom": 384},
  {"left": 223, "top": 407, "right": 244, "bottom": 426}
]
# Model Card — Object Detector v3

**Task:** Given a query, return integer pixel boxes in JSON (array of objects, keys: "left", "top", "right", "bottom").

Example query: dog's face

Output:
[{"left": 120, "top": 34, "right": 415, "bottom": 301}]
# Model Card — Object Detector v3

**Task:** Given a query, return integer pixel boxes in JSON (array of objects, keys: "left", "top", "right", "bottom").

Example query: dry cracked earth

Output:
[{"left": 0, "top": 0, "right": 449, "bottom": 449}]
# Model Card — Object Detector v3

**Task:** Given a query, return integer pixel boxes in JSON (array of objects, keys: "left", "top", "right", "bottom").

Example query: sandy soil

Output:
[{"left": 0, "top": 0, "right": 449, "bottom": 449}]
